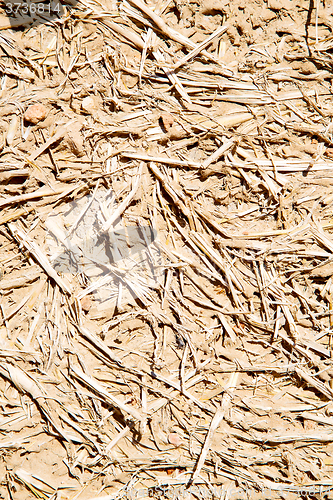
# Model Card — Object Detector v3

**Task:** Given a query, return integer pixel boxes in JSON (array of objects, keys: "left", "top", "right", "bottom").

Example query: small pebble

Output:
[
  {"left": 326, "top": 403, "right": 333, "bottom": 416},
  {"left": 168, "top": 432, "right": 182, "bottom": 447},
  {"left": 24, "top": 104, "right": 48, "bottom": 124},
  {"left": 268, "top": 0, "right": 292, "bottom": 9},
  {"left": 260, "top": 8, "right": 276, "bottom": 22},
  {"left": 300, "top": 61, "right": 317, "bottom": 75},
  {"left": 160, "top": 113, "right": 174, "bottom": 132},
  {"left": 201, "top": 0, "right": 227, "bottom": 15},
  {"left": 81, "top": 96, "right": 97, "bottom": 114},
  {"left": 80, "top": 295, "right": 92, "bottom": 313}
]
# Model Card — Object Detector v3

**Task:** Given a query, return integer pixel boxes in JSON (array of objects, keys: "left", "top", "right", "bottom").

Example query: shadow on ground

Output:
[{"left": 51, "top": 226, "right": 159, "bottom": 274}]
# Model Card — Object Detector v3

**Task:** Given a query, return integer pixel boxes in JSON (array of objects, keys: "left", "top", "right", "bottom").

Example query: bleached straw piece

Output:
[
  {"left": 274, "top": 88, "right": 332, "bottom": 101},
  {"left": 218, "top": 313, "right": 237, "bottom": 343},
  {"left": 0, "top": 362, "right": 45, "bottom": 400},
  {"left": 240, "top": 431, "right": 333, "bottom": 444},
  {"left": 127, "top": 0, "right": 229, "bottom": 68},
  {"left": 173, "top": 24, "right": 228, "bottom": 70},
  {"left": 149, "top": 162, "right": 191, "bottom": 219},
  {"left": 101, "top": 162, "right": 143, "bottom": 232},
  {"left": 121, "top": 151, "right": 200, "bottom": 168},
  {"left": 201, "top": 139, "right": 235, "bottom": 169},
  {"left": 9, "top": 223, "right": 72, "bottom": 295},
  {"left": 139, "top": 26, "right": 154, "bottom": 85},
  {"left": 196, "top": 93, "right": 273, "bottom": 105},
  {"left": 127, "top": 0, "right": 200, "bottom": 49},
  {"left": 117, "top": 110, "right": 153, "bottom": 122},
  {"left": 101, "top": 18, "right": 144, "bottom": 50},
  {"left": 311, "top": 225, "right": 333, "bottom": 253},
  {"left": 3, "top": 281, "right": 44, "bottom": 321},
  {"left": 191, "top": 372, "right": 239, "bottom": 483},
  {"left": 301, "top": 412, "right": 333, "bottom": 427},
  {"left": 192, "top": 112, "right": 254, "bottom": 131},
  {"left": 105, "top": 423, "right": 134, "bottom": 454},
  {"left": 67, "top": 180, "right": 100, "bottom": 237},
  {"left": 70, "top": 364, "right": 145, "bottom": 422},
  {"left": 295, "top": 367, "right": 333, "bottom": 400},
  {"left": 0, "top": 169, "right": 29, "bottom": 181},
  {"left": 153, "top": 49, "right": 192, "bottom": 104},
  {"left": 13, "top": 469, "right": 55, "bottom": 496},
  {"left": 224, "top": 157, "right": 333, "bottom": 172},
  {"left": 0, "top": 363, "right": 75, "bottom": 442},
  {"left": 0, "top": 185, "right": 78, "bottom": 210},
  {"left": 76, "top": 273, "right": 117, "bottom": 300},
  {"left": 174, "top": 74, "right": 257, "bottom": 90},
  {"left": 27, "top": 124, "right": 71, "bottom": 162}
]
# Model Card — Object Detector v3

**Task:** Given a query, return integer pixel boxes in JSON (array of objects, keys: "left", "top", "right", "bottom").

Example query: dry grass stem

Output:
[{"left": 1, "top": 1, "right": 333, "bottom": 498}]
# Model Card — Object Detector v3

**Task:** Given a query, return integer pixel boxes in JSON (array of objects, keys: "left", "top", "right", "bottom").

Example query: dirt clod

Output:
[{"left": 1, "top": 1, "right": 333, "bottom": 499}]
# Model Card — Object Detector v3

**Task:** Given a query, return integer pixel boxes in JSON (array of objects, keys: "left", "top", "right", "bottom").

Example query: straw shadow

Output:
[
  {"left": 51, "top": 226, "right": 158, "bottom": 275},
  {"left": 50, "top": 225, "right": 160, "bottom": 306},
  {"left": 0, "top": 0, "right": 77, "bottom": 29},
  {"left": 54, "top": 226, "right": 157, "bottom": 267}
]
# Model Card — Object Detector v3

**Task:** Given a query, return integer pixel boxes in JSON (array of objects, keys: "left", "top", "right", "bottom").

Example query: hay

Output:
[{"left": 1, "top": 0, "right": 333, "bottom": 499}]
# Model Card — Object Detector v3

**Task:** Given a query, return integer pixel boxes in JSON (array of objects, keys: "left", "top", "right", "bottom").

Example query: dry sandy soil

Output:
[{"left": 1, "top": 0, "right": 333, "bottom": 499}]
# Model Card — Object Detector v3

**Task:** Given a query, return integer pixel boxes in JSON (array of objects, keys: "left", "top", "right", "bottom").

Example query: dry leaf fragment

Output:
[{"left": 6, "top": 115, "right": 18, "bottom": 145}]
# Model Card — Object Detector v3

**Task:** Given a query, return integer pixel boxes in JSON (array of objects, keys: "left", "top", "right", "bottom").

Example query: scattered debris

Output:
[{"left": 1, "top": 0, "right": 333, "bottom": 499}]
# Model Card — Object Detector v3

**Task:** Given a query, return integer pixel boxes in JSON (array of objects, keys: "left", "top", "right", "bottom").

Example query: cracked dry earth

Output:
[{"left": 1, "top": 0, "right": 333, "bottom": 499}]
